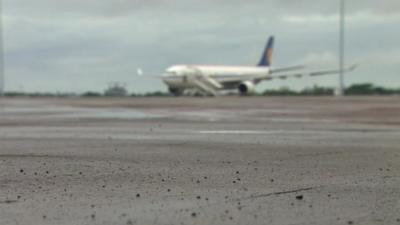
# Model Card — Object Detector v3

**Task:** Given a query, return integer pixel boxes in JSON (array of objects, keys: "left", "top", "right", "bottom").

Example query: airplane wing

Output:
[
  {"left": 214, "top": 64, "right": 357, "bottom": 85},
  {"left": 136, "top": 68, "right": 164, "bottom": 78},
  {"left": 266, "top": 64, "right": 358, "bottom": 81},
  {"left": 216, "top": 65, "right": 306, "bottom": 83},
  {"left": 269, "top": 65, "right": 306, "bottom": 74}
]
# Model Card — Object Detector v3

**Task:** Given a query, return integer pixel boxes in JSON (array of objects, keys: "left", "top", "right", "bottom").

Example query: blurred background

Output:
[{"left": 1, "top": 0, "right": 399, "bottom": 94}]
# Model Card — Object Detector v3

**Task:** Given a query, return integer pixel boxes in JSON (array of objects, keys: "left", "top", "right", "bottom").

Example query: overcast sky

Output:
[{"left": 2, "top": 0, "right": 400, "bottom": 93}]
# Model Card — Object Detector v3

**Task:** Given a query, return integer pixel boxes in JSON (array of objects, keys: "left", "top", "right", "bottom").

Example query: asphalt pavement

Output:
[{"left": 0, "top": 97, "right": 399, "bottom": 225}]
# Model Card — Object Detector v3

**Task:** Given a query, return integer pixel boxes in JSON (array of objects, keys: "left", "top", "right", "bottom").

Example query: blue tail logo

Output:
[{"left": 258, "top": 36, "right": 274, "bottom": 67}]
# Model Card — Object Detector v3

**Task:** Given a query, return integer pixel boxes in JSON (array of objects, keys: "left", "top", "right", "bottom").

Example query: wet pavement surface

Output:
[{"left": 0, "top": 97, "right": 399, "bottom": 225}]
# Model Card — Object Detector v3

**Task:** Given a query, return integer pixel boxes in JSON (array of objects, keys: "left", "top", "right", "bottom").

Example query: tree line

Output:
[{"left": 3, "top": 83, "right": 400, "bottom": 97}]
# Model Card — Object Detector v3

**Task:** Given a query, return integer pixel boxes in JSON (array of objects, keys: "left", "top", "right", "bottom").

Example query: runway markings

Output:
[
  {"left": 195, "top": 130, "right": 277, "bottom": 134},
  {"left": 193, "top": 129, "right": 400, "bottom": 136}
]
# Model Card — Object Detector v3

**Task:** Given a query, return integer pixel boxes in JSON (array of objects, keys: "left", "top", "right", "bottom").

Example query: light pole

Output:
[
  {"left": 337, "top": 0, "right": 345, "bottom": 96},
  {"left": 0, "top": 0, "right": 4, "bottom": 97}
]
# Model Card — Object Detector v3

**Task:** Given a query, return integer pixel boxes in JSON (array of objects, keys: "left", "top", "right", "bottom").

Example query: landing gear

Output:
[{"left": 169, "top": 88, "right": 184, "bottom": 96}]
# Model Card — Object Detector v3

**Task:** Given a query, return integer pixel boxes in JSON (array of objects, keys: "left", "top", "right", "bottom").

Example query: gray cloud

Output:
[
  {"left": 7, "top": 0, "right": 400, "bottom": 17},
  {"left": 2, "top": 0, "right": 400, "bottom": 93}
]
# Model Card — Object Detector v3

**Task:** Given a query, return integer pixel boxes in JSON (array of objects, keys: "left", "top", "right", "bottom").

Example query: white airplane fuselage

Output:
[
  {"left": 148, "top": 36, "right": 355, "bottom": 96},
  {"left": 162, "top": 65, "right": 270, "bottom": 90},
  {"left": 158, "top": 36, "right": 276, "bottom": 96}
]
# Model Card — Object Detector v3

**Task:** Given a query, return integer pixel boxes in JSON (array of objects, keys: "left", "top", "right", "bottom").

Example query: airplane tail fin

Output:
[{"left": 258, "top": 36, "right": 274, "bottom": 67}]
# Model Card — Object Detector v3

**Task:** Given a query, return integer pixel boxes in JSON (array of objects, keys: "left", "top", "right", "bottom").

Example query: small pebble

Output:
[{"left": 296, "top": 195, "right": 303, "bottom": 200}]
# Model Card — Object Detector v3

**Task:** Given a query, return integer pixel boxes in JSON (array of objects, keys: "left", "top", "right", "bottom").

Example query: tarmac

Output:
[{"left": 0, "top": 96, "right": 399, "bottom": 225}]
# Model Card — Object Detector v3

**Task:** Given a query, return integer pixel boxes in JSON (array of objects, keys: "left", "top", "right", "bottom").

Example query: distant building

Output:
[{"left": 104, "top": 83, "right": 128, "bottom": 97}]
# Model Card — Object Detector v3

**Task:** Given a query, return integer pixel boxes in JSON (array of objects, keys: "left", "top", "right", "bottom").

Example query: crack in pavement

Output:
[
  {"left": 0, "top": 200, "right": 18, "bottom": 204},
  {"left": 192, "top": 186, "right": 319, "bottom": 210},
  {"left": 243, "top": 186, "right": 317, "bottom": 201}
]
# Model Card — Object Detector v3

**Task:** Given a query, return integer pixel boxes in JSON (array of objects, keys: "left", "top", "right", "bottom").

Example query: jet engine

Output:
[{"left": 238, "top": 81, "right": 255, "bottom": 95}]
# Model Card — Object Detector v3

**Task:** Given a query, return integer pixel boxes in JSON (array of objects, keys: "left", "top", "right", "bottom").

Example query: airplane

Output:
[{"left": 139, "top": 36, "right": 356, "bottom": 96}]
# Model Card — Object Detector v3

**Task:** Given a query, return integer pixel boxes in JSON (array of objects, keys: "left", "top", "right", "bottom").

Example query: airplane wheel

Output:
[{"left": 169, "top": 88, "right": 184, "bottom": 96}]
